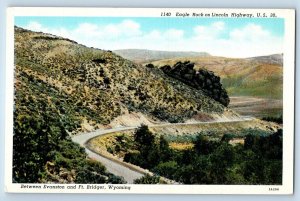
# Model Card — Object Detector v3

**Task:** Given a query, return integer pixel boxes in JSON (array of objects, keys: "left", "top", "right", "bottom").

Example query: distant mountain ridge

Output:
[
  {"left": 246, "top": 54, "right": 283, "bottom": 66},
  {"left": 113, "top": 49, "right": 210, "bottom": 63}
]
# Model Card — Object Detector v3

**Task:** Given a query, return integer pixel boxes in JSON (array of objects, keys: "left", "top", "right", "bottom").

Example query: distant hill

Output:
[
  {"left": 246, "top": 54, "right": 283, "bottom": 66},
  {"left": 113, "top": 49, "right": 210, "bottom": 63},
  {"left": 150, "top": 55, "right": 283, "bottom": 99}
]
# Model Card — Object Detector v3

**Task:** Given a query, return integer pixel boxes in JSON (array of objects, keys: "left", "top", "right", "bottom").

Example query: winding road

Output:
[
  {"left": 72, "top": 117, "right": 254, "bottom": 183},
  {"left": 72, "top": 126, "right": 143, "bottom": 183}
]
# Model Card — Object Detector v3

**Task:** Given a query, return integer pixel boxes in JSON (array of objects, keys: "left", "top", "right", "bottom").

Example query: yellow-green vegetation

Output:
[
  {"left": 169, "top": 142, "right": 194, "bottom": 150},
  {"left": 88, "top": 132, "right": 134, "bottom": 158},
  {"left": 150, "top": 56, "right": 283, "bottom": 99}
]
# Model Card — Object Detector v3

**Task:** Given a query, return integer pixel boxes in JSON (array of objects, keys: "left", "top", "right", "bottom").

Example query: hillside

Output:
[
  {"left": 150, "top": 56, "right": 283, "bottom": 99},
  {"left": 14, "top": 26, "right": 237, "bottom": 134},
  {"left": 13, "top": 26, "right": 282, "bottom": 184},
  {"left": 113, "top": 49, "right": 210, "bottom": 64}
]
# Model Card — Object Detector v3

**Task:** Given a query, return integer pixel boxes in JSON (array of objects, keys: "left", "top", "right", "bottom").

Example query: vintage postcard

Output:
[{"left": 5, "top": 7, "right": 295, "bottom": 194}]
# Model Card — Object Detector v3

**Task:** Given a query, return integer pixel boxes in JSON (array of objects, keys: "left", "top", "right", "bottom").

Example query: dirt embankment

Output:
[
  {"left": 108, "top": 112, "right": 160, "bottom": 127},
  {"left": 109, "top": 110, "right": 242, "bottom": 127},
  {"left": 150, "top": 119, "right": 281, "bottom": 137},
  {"left": 79, "top": 108, "right": 243, "bottom": 133}
]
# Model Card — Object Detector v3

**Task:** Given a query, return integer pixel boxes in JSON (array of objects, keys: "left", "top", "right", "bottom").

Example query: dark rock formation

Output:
[{"left": 160, "top": 61, "right": 230, "bottom": 106}]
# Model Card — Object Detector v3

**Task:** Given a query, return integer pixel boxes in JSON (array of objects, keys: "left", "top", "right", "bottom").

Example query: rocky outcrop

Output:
[{"left": 160, "top": 61, "right": 230, "bottom": 106}]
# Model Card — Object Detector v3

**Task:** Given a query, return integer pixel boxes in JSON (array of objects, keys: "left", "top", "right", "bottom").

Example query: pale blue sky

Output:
[{"left": 15, "top": 16, "right": 285, "bottom": 57}]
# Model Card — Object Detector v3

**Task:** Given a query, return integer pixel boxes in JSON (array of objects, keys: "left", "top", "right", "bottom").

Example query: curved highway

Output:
[{"left": 72, "top": 117, "right": 254, "bottom": 183}]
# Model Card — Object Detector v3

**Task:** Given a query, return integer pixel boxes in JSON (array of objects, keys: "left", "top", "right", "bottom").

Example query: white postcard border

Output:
[{"left": 5, "top": 7, "right": 295, "bottom": 194}]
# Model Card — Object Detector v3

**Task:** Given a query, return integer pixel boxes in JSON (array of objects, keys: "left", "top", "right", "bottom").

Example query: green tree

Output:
[
  {"left": 13, "top": 110, "right": 66, "bottom": 183},
  {"left": 190, "top": 155, "right": 211, "bottom": 184},
  {"left": 158, "top": 135, "right": 172, "bottom": 162},
  {"left": 134, "top": 124, "right": 155, "bottom": 149},
  {"left": 209, "top": 143, "right": 235, "bottom": 184},
  {"left": 153, "top": 161, "right": 178, "bottom": 180},
  {"left": 194, "top": 134, "right": 216, "bottom": 155}
]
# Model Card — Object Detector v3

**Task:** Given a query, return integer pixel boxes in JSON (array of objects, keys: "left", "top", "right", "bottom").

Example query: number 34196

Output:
[{"left": 269, "top": 187, "right": 280, "bottom": 191}]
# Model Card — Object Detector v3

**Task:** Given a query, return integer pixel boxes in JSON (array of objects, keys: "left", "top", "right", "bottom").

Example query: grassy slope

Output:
[
  {"left": 150, "top": 56, "right": 283, "bottom": 99},
  {"left": 15, "top": 27, "right": 230, "bottom": 135},
  {"left": 15, "top": 27, "right": 230, "bottom": 133}
]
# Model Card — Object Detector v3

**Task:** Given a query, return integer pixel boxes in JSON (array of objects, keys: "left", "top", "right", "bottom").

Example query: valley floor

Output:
[{"left": 229, "top": 96, "right": 283, "bottom": 118}]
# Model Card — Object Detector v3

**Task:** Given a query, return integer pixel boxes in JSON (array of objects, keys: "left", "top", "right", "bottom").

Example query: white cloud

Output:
[
  {"left": 72, "top": 20, "right": 141, "bottom": 40},
  {"left": 191, "top": 22, "right": 282, "bottom": 57},
  {"left": 230, "top": 23, "right": 270, "bottom": 41},
  {"left": 23, "top": 20, "right": 283, "bottom": 58},
  {"left": 144, "top": 30, "right": 162, "bottom": 40},
  {"left": 119, "top": 20, "right": 141, "bottom": 36},
  {"left": 194, "top": 21, "right": 225, "bottom": 40},
  {"left": 164, "top": 29, "right": 184, "bottom": 40},
  {"left": 24, "top": 21, "right": 72, "bottom": 41},
  {"left": 212, "top": 21, "right": 225, "bottom": 31},
  {"left": 213, "top": 24, "right": 282, "bottom": 57},
  {"left": 26, "top": 21, "right": 43, "bottom": 32}
]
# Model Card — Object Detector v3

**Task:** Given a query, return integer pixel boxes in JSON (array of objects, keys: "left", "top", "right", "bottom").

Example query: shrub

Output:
[
  {"left": 153, "top": 161, "right": 178, "bottom": 180},
  {"left": 134, "top": 174, "right": 160, "bottom": 184}
]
